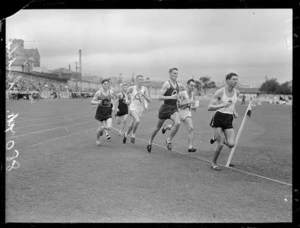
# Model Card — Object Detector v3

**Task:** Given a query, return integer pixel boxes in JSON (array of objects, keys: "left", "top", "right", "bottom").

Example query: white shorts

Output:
[
  {"left": 129, "top": 104, "right": 144, "bottom": 118},
  {"left": 179, "top": 109, "right": 192, "bottom": 121}
]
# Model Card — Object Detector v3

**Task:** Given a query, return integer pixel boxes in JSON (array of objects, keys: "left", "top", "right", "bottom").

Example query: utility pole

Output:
[
  {"left": 75, "top": 62, "right": 79, "bottom": 92},
  {"left": 79, "top": 49, "right": 82, "bottom": 81}
]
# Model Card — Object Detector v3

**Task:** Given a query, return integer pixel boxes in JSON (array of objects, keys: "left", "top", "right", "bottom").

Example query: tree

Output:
[
  {"left": 131, "top": 73, "right": 135, "bottom": 84},
  {"left": 199, "top": 76, "right": 216, "bottom": 94},
  {"left": 277, "top": 81, "right": 292, "bottom": 95},
  {"left": 259, "top": 78, "right": 280, "bottom": 94}
]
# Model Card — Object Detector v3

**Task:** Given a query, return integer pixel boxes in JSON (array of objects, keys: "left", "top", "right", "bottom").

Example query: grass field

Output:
[{"left": 5, "top": 98, "right": 292, "bottom": 223}]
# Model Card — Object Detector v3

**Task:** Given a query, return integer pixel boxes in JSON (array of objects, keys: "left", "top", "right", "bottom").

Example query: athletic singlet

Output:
[
  {"left": 96, "top": 89, "right": 113, "bottom": 107},
  {"left": 164, "top": 80, "right": 179, "bottom": 105},
  {"left": 218, "top": 87, "right": 238, "bottom": 114},
  {"left": 178, "top": 90, "right": 194, "bottom": 110},
  {"left": 118, "top": 92, "right": 128, "bottom": 109},
  {"left": 130, "top": 85, "right": 146, "bottom": 108}
]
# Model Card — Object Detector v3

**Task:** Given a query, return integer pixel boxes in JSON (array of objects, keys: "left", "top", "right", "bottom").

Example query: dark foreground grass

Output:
[{"left": 5, "top": 98, "right": 292, "bottom": 223}]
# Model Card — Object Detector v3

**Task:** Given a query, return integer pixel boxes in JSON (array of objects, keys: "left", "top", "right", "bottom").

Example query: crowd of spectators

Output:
[
  {"left": 6, "top": 73, "right": 96, "bottom": 100},
  {"left": 6, "top": 74, "right": 68, "bottom": 100}
]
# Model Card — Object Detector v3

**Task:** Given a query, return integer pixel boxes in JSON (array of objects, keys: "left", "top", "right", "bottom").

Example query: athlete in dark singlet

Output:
[
  {"left": 114, "top": 83, "right": 130, "bottom": 136},
  {"left": 91, "top": 79, "right": 116, "bottom": 146},
  {"left": 147, "top": 67, "right": 182, "bottom": 152}
]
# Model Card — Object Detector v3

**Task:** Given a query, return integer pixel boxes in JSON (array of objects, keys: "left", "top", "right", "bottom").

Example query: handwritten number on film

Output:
[{"left": 6, "top": 111, "right": 20, "bottom": 171}]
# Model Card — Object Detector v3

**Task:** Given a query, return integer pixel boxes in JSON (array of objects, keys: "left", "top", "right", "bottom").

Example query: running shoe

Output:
[
  {"left": 106, "top": 134, "right": 111, "bottom": 140},
  {"left": 166, "top": 140, "right": 172, "bottom": 150},
  {"left": 188, "top": 148, "right": 196, "bottom": 152},
  {"left": 147, "top": 144, "right": 152, "bottom": 153},
  {"left": 131, "top": 137, "right": 135, "bottom": 144},
  {"left": 211, "top": 164, "right": 221, "bottom": 171},
  {"left": 122, "top": 134, "right": 127, "bottom": 144},
  {"left": 210, "top": 137, "right": 216, "bottom": 144}
]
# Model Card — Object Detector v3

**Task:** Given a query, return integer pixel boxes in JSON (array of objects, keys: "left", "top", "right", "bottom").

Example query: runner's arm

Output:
[
  {"left": 114, "top": 92, "right": 121, "bottom": 110},
  {"left": 208, "top": 89, "right": 230, "bottom": 111},
  {"left": 158, "top": 81, "right": 178, "bottom": 101},
  {"left": 126, "top": 87, "right": 134, "bottom": 103},
  {"left": 91, "top": 91, "right": 101, "bottom": 105},
  {"left": 142, "top": 87, "right": 151, "bottom": 103}
]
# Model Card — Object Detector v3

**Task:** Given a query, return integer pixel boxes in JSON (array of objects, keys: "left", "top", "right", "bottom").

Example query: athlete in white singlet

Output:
[
  {"left": 122, "top": 75, "right": 151, "bottom": 144},
  {"left": 208, "top": 72, "right": 239, "bottom": 171}
]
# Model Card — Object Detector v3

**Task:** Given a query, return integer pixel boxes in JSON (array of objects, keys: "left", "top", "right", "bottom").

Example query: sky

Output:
[{"left": 6, "top": 9, "right": 292, "bottom": 85}]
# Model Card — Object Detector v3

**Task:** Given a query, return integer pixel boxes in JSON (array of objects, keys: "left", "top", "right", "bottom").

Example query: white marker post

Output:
[{"left": 226, "top": 100, "right": 252, "bottom": 167}]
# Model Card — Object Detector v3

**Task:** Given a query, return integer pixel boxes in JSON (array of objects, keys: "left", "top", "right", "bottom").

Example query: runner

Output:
[
  {"left": 208, "top": 72, "right": 239, "bottom": 171},
  {"left": 114, "top": 83, "right": 130, "bottom": 136},
  {"left": 122, "top": 75, "right": 151, "bottom": 144},
  {"left": 147, "top": 67, "right": 181, "bottom": 152},
  {"left": 90, "top": 79, "right": 116, "bottom": 146},
  {"left": 162, "top": 79, "right": 197, "bottom": 152}
]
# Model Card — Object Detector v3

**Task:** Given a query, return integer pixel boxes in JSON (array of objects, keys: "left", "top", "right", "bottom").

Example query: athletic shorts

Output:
[
  {"left": 158, "top": 104, "right": 178, "bottom": 120},
  {"left": 116, "top": 104, "right": 128, "bottom": 117},
  {"left": 129, "top": 104, "right": 144, "bottom": 118},
  {"left": 95, "top": 106, "right": 112, "bottom": 122},
  {"left": 116, "top": 111, "right": 128, "bottom": 117},
  {"left": 210, "top": 111, "right": 234, "bottom": 129},
  {"left": 178, "top": 109, "right": 192, "bottom": 121}
]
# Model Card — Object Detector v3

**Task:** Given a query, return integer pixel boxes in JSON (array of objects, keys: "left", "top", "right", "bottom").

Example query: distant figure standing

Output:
[
  {"left": 147, "top": 67, "right": 181, "bottom": 152},
  {"left": 208, "top": 72, "right": 239, "bottom": 171},
  {"left": 241, "top": 93, "right": 246, "bottom": 105}
]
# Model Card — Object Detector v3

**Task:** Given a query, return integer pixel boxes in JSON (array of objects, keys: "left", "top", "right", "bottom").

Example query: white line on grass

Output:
[
  {"left": 14, "top": 113, "right": 91, "bottom": 130},
  {"left": 14, "top": 110, "right": 89, "bottom": 124},
  {"left": 6, "top": 120, "right": 93, "bottom": 139},
  {"left": 21, "top": 127, "right": 95, "bottom": 150},
  {"left": 111, "top": 127, "right": 292, "bottom": 187}
]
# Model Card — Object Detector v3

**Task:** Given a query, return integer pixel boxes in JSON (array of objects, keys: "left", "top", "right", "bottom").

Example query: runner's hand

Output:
[
  {"left": 224, "top": 100, "right": 232, "bottom": 108},
  {"left": 171, "top": 94, "right": 178, "bottom": 100}
]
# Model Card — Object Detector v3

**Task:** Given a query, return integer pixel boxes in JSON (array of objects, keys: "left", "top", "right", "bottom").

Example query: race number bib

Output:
[
  {"left": 101, "top": 99, "right": 110, "bottom": 107},
  {"left": 133, "top": 93, "right": 142, "bottom": 103}
]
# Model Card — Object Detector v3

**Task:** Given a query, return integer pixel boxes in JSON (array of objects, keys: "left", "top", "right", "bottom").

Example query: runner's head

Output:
[
  {"left": 225, "top": 72, "right": 238, "bottom": 88},
  {"left": 121, "top": 83, "right": 129, "bottom": 92},
  {"left": 169, "top": 68, "right": 178, "bottom": 81},
  {"left": 101, "top": 79, "right": 110, "bottom": 90},
  {"left": 136, "top": 75, "right": 144, "bottom": 86},
  {"left": 186, "top": 79, "right": 196, "bottom": 92}
]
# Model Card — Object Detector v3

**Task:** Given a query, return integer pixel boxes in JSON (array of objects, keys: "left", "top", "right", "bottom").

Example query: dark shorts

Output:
[
  {"left": 116, "top": 107, "right": 128, "bottom": 117},
  {"left": 95, "top": 106, "right": 112, "bottom": 122},
  {"left": 116, "top": 111, "right": 128, "bottom": 117},
  {"left": 158, "top": 104, "right": 178, "bottom": 120},
  {"left": 210, "top": 111, "right": 234, "bottom": 129}
]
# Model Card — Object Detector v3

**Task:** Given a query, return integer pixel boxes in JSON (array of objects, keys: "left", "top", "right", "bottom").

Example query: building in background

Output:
[{"left": 7, "top": 39, "right": 40, "bottom": 72}]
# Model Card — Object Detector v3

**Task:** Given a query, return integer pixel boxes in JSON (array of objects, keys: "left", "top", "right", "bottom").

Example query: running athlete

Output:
[
  {"left": 114, "top": 83, "right": 130, "bottom": 136},
  {"left": 123, "top": 75, "right": 151, "bottom": 144},
  {"left": 91, "top": 79, "right": 116, "bottom": 146},
  {"left": 208, "top": 72, "right": 239, "bottom": 171},
  {"left": 147, "top": 67, "right": 181, "bottom": 152},
  {"left": 162, "top": 79, "right": 197, "bottom": 152}
]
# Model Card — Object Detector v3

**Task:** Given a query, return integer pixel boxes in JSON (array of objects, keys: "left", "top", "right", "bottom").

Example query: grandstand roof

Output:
[{"left": 11, "top": 58, "right": 28, "bottom": 66}]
